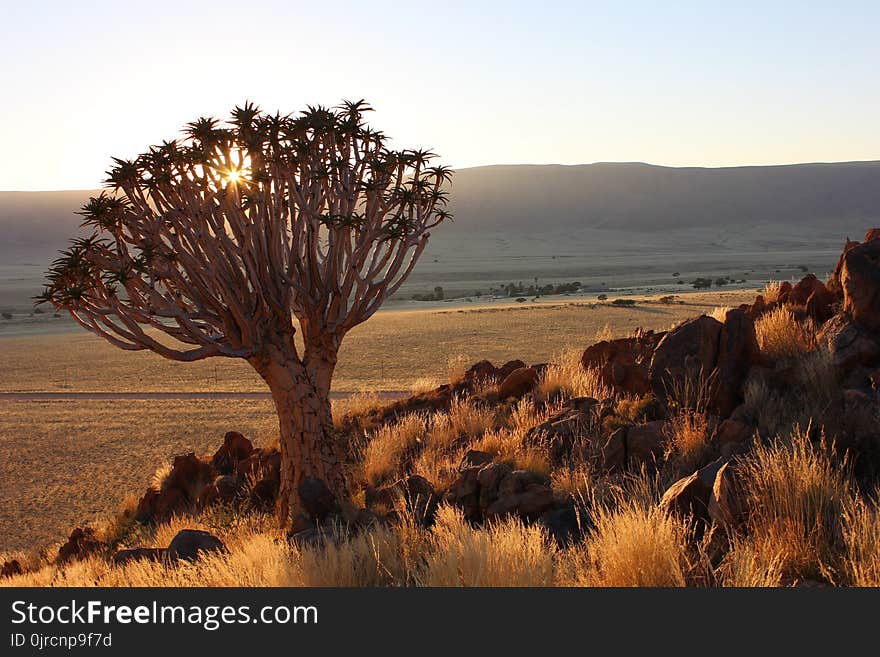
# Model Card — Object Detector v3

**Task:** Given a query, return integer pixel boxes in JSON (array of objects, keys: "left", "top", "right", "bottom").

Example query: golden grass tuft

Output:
[
  {"left": 755, "top": 306, "right": 817, "bottom": 362},
  {"left": 720, "top": 428, "right": 851, "bottom": 585},
  {"left": 419, "top": 505, "right": 557, "bottom": 586},
  {"left": 841, "top": 491, "right": 880, "bottom": 586},
  {"left": 332, "top": 391, "right": 384, "bottom": 428},
  {"left": 536, "top": 349, "right": 609, "bottom": 403},
  {"left": 362, "top": 412, "right": 428, "bottom": 487},
  {"left": 562, "top": 496, "right": 694, "bottom": 587},
  {"left": 664, "top": 410, "right": 714, "bottom": 474}
]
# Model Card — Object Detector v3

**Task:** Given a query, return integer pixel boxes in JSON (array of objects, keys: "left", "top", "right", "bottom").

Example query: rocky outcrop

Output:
[
  {"left": 57, "top": 527, "right": 107, "bottom": 564},
  {"left": 601, "top": 420, "right": 666, "bottom": 472},
  {"left": 523, "top": 399, "right": 599, "bottom": 465},
  {"left": 166, "top": 529, "right": 226, "bottom": 562},
  {"left": 712, "top": 309, "right": 762, "bottom": 417},
  {"left": 444, "top": 459, "right": 555, "bottom": 523},
  {"left": 210, "top": 431, "right": 254, "bottom": 475},
  {"left": 582, "top": 332, "right": 663, "bottom": 396},
  {"left": 841, "top": 235, "right": 880, "bottom": 331},
  {"left": 659, "top": 458, "right": 728, "bottom": 523},
  {"left": 498, "top": 366, "right": 540, "bottom": 400},
  {"left": 650, "top": 316, "right": 722, "bottom": 397}
]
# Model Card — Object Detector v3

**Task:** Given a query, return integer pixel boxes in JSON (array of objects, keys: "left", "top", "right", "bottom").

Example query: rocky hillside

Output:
[{"left": 4, "top": 230, "right": 880, "bottom": 586}]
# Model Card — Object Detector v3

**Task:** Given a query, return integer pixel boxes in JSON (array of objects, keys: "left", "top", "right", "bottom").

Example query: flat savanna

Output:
[{"left": 0, "top": 290, "right": 752, "bottom": 552}]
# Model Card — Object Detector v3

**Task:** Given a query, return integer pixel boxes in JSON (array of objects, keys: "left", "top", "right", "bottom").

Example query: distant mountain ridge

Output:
[
  {"left": 444, "top": 161, "right": 880, "bottom": 234},
  {"left": 1, "top": 160, "right": 879, "bottom": 259}
]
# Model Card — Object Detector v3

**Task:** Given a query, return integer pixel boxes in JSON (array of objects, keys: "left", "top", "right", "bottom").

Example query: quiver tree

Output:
[{"left": 39, "top": 100, "right": 452, "bottom": 528}]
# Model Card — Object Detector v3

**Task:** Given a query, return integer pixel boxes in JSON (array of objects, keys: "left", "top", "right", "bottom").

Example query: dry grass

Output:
[
  {"left": 755, "top": 306, "right": 817, "bottom": 362},
  {"left": 761, "top": 280, "right": 783, "bottom": 305},
  {"left": 841, "top": 490, "right": 880, "bottom": 586},
  {"left": 410, "top": 377, "right": 442, "bottom": 395},
  {"left": 0, "top": 399, "right": 278, "bottom": 552},
  {"left": 420, "top": 505, "right": 557, "bottom": 586},
  {"left": 536, "top": 349, "right": 609, "bottom": 402},
  {"left": 664, "top": 411, "right": 714, "bottom": 474},
  {"left": 719, "top": 428, "right": 850, "bottom": 585},
  {"left": 708, "top": 305, "right": 732, "bottom": 322},
  {"left": 362, "top": 413, "right": 428, "bottom": 487},
  {"left": 332, "top": 391, "right": 383, "bottom": 428},
  {"left": 428, "top": 396, "right": 496, "bottom": 449},
  {"left": 561, "top": 486, "right": 695, "bottom": 587}
]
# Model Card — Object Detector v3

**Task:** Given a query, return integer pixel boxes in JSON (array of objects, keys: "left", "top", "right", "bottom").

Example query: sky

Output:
[{"left": 1, "top": 0, "right": 879, "bottom": 190}]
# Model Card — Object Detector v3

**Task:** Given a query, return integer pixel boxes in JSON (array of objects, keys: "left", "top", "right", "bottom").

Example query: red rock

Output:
[
  {"left": 650, "top": 315, "right": 722, "bottom": 397},
  {"left": 164, "top": 453, "right": 215, "bottom": 500},
  {"left": 581, "top": 332, "right": 662, "bottom": 396},
  {"left": 716, "top": 419, "right": 754, "bottom": 449},
  {"left": 57, "top": 527, "right": 106, "bottom": 564},
  {"left": 210, "top": 431, "right": 254, "bottom": 474},
  {"left": 498, "top": 359, "right": 528, "bottom": 380},
  {"left": 708, "top": 461, "right": 747, "bottom": 528},
  {"left": 841, "top": 238, "right": 880, "bottom": 331},
  {"left": 498, "top": 366, "right": 540, "bottom": 400},
  {"left": 777, "top": 281, "right": 793, "bottom": 304},
  {"left": 112, "top": 547, "right": 167, "bottom": 566},
  {"left": 712, "top": 309, "right": 761, "bottom": 418},
  {"left": 659, "top": 458, "right": 727, "bottom": 522},
  {"left": 601, "top": 420, "right": 666, "bottom": 472},
  {"left": 1, "top": 560, "right": 22, "bottom": 578},
  {"left": 464, "top": 360, "right": 499, "bottom": 382},
  {"left": 818, "top": 313, "right": 880, "bottom": 369}
]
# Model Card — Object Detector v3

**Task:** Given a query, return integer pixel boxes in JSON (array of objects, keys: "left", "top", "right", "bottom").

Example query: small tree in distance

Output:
[{"left": 39, "top": 100, "right": 453, "bottom": 529}]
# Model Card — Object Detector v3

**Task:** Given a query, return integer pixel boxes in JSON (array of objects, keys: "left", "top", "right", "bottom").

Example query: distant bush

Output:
[
  {"left": 597, "top": 294, "right": 608, "bottom": 301},
  {"left": 691, "top": 278, "right": 713, "bottom": 289},
  {"left": 612, "top": 299, "right": 636, "bottom": 307},
  {"left": 1, "top": 312, "right": 11, "bottom": 320}
]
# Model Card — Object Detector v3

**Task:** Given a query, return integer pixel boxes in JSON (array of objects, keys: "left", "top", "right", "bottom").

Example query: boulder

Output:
[
  {"left": 708, "top": 461, "right": 748, "bottom": 528},
  {"left": 498, "top": 366, "right": 540, "bottom": 400},
  {"left": 650, "top": 316, "right": 722, "bottom": 397},
  {"left": 112, "top": 547, "right": 167, "bottom": 566},
  {"left": 712, "top": 309, "right": 761, "bottom": 418},
  {"left": 166, "top": 529, "right": 226, "bottom": 562},
  {"left": 198, "top": 475, "right": 241, "bottom": 508},
  {"left": 445, "top": 462, "right": 553, "bottom": 522},
  {"left": 538, "top": 504, "right": 582, "bottom": 546},
  {"left": 366, "top": 475, "right": 438, "bottom": 524},
  {"left": 715, "top": 419, "right": 754, "bottom": 451},
  {"left": 582, "top": 333, "right": 662, "bottom": 397},
  {"left": 524, "top": 407, "right": 596, "bottom": 464},
  {"left": 460, "top": 450, "right": 495, "bottom": 469},
  {"left": 236, "top": 448, "right": 281, "bottom": 485},
  {"left": 1, "top": 559, "right": 22, "bottom": 578},
  {"left": 210, "top": 431, "right": 254, "bottom": 474},
  {"left": 484, "top": 469, "right": 554, "bottom": 520},
  {"left": 464, "top": 360, "right": 499, "bottom": 382},
  {"left": 818, "top": 313, "right": 880, "bottom": 370},
  {"left": 164, "top": 452, "right": 216, "bottom": 500},
  {"left": 57, "top": 527, "right": 106, "bottom": 564},
  {"left": 601, "top": 420, "right": 666, "bottom": 472},
  {"left": 444, "top": 465, "right": 482, "bottom": 522},
  {"left": 153, "top": 487, "right": 188, "bottom": 523},
  {"left": 790, "top": 274, "right": 828, "bottom": 306},
  {"left": 659, "top": 458, "right": 727, "bottom": 523},
  {"left": 841, "top": 236, "right": 880, "bottom": 331},
  {"left": 498, "top": 359, "right": 528, "bottom": 380}
]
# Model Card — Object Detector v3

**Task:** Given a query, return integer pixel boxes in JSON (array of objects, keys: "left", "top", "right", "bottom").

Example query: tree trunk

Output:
[{"left": 254, "top": 346, "right": 350, "bottom": 530}]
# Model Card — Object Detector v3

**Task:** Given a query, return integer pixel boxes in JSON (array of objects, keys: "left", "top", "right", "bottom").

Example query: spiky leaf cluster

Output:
[{"left": 40, "top": 101, "right": 452, "bottom": 362}]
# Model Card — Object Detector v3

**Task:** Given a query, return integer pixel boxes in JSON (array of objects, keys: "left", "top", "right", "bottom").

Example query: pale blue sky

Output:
[{"left": 2, "top": 0, "right": 878, "bottom": 190}]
